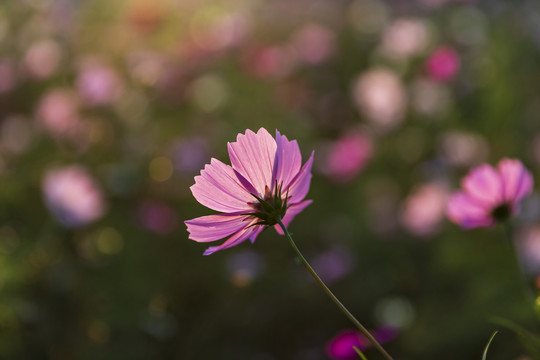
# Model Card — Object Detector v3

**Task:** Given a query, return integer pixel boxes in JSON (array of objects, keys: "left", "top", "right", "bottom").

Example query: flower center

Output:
[
  {"left": 246, "top": 184, "right": 289, "bottom": 226},
  {"left": 490, "top": 203, "right": 512, "bottom": 222}
]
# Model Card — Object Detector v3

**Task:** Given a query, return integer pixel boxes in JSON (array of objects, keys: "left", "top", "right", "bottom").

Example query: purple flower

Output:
[
  {"left": 76, "top": 58, "right": 124, "bottom": 106},
  {"left": 326, "top": 327, "right": 398, "bottom": 360},
  {"left": 447, "top": 159, "right": 534, "bottom": 229},
  {"left": 138, "top": 201, "right": 178, "bottom": 235},
  {"left": 185, "top": 128, "right": 313, "bottom": 255}
]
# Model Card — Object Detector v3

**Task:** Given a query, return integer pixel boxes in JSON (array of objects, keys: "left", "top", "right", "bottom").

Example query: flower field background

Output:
[{"left": 2, "top": 0, "right": 540, "bottom": 359}]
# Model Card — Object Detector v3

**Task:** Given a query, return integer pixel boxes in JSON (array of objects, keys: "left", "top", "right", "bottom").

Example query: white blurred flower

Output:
[
  {"left": 42, "top": 166, "right": 106, "bottom": 227},
  {"left": 439, "top": 131, "right": 489, "bottom": 166},
  {"left": 379, "top": 18, "right": 431, "bottom": 61},
  {"left": 352, "top": 68, "right": 407, "bottom": 130}
]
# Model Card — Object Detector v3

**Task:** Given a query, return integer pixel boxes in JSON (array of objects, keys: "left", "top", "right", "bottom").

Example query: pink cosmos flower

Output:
[
  {"left": 185, "top": 128, "right": 313, "bottom": 255},
  {"left": 447, "top": 158, "right": 534, "bottom": 229}
]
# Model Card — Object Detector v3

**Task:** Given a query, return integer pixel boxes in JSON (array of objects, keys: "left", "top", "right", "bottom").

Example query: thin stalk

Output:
[{"left": 277, "top": 218, "right": 394, "bottom": 360}]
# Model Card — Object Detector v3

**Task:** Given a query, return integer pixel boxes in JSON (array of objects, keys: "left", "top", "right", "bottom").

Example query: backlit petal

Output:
[
  {"left": 203, "top": 225, "right": 260, "bottom": 255},
  {"left": 446, "top": 192, "right": 493, "bottom": 229},
  {"left": 287, "top": 152, "right": 314, "bottom": 203},
  {"left": 498, "top": 158, "right": 534, "bottom": 203},
  {"left": 185, "top": 214, "right": 251, "bottom": 243},
  {"left": 272, "top": 130, "right": 302, "bottom": 191},
  {"left": 462, "top": 164, "right": 503, "bottom": 207},
  {"left": 227, "top": 128, "right": 277, "bottom": 196},
  {"left": 190, "top": 158, "right": 253, "bottom": 213}
]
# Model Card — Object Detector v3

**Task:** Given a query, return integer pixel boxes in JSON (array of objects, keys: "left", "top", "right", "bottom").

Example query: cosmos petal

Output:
[
  {"left": 249, "top": 227, "right": 263, "bottom": 244},
  {"left": 275, "top": 200, "right": 313, "bottom": 235},
  {"left": 203, "top": 225, "right": 260, "bottom": 255},
  {"left": 272, "top": 130, "right": 302, "bottom": 191},
  {"left": 287, "top": 152, "right": 314, "bottom": 203},
  {"left": 185, "top": 214, "right": 250, "bottom": 243},
  {"left": 446, "top": 192, "right": 493, "bottom": 229},
  {"left": 190, "top": 158, "right": 254, "bottom": 213},
  {"left": 462, "top": 164, "right": 503, "bottom": 207},
  {"left": 228, "top": 128, "right": 277, "bottom": 196},
  {"left": 498, "top": 158, "right": 534, "bottom": 203}
]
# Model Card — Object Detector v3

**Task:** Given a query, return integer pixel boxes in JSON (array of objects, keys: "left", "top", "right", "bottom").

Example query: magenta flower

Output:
[
  {"left": 185, "top": 128, "right": 314, "bottom": 255},
  {"left": 425, "top": 46, "right": 460, "bottom": 82},
  {"left": 447, "top": 158, "right": 534, "bottom": 229},
  {"left": 326, "top": 327, "right": 398, "bottom": 360}
]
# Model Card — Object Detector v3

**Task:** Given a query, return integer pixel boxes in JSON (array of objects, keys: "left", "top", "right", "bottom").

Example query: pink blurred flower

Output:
[
  {"left": 35, "top": 88, "right": 80, "bottom": 137},
  {"left": 185, "top": 128, "right": 313, "bottom": 255},
  {"left": 321, "top": 132, "right": 372, "bottom": 184},
  {"left": 517, "top": 225, "right": 540, "bottom": 274},
  {"left": 244, "top": 45, "right": 297, "bottom": 79},
  {"left": 447, "top": 159, "right": 534, "bottom": 229},
  {"left": 42, "top": 166, "right": 106, "bottom": 227},
  {"left": 76, "top": 58, "right": 124, "bottom": 106},
  {"left": 24, "top": 40, "right": 62, "bottom": 79},
  {"left": 290, "top": 24, "right": 335, "bottom": 65},
  {"left": 138, "top": 202, "right": 178, "bottom": 235},
  {"left": 401, "top": 183, "right": 449, "bottom": 237},
  {"left": 0, "top": 58, "right": 17, "bottom": 94},
  {"left": 425, "top": 46, "right": 460, "bottom": 82},
  {"left": 326, "top": 327, "right": 398, "bottom": 360}
]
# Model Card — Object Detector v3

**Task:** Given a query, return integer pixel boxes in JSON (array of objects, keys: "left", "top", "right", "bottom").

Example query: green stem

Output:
[{"left": 276, "top": 218, "right": 394, "bottom": 360}]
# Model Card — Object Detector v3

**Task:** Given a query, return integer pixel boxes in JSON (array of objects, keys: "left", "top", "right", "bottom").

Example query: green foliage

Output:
[{"left": 492, "top": 318, "right": 540, "bottom": 358}]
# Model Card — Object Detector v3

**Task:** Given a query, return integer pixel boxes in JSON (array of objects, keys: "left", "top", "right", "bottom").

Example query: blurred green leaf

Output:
[{"left": 491, "top": 318, "right": 540, "bottom": 357}]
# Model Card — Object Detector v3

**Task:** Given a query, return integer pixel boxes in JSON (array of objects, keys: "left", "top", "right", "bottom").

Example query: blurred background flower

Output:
[{"left": 42, "top": 165, "right": 106, "bottom": 228}]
